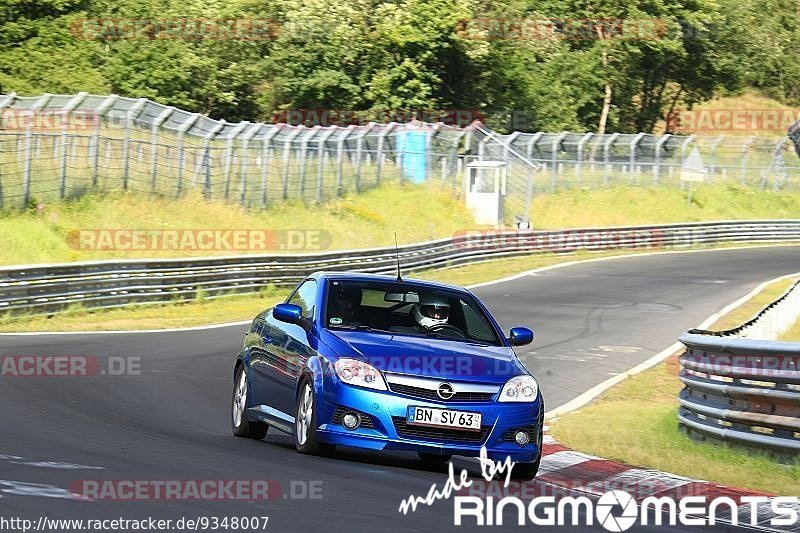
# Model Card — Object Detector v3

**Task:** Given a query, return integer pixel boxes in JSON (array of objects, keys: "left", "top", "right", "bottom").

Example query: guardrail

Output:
[
  {"left": 678, "top": 279, "right": 800, "bottom": 457},
  {"left": 1, "top": 219, "right": 800, "bottom": 317}
]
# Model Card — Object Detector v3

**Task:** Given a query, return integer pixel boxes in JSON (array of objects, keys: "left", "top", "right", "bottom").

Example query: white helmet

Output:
[{"left": 413, "top": 294, "right": 450, "bottom": 328}]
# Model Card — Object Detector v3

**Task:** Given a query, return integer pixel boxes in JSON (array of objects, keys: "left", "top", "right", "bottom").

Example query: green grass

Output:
[
  {"left": 530, "top": 184, "right": 800, "bottom": 229},
  {"left": 550, "top": 277, "right": 800, "bottom": 495},
  {"left": 0, "top": 181, "right": 478, "bottom": 264},
  {"left": 2, "top": 182, "right": 800, "bottom": 265}
]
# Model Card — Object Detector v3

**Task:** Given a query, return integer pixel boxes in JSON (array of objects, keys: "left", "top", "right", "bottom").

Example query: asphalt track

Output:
[{"left": 0, "top": 245, "right": 798, "bottom": 532}]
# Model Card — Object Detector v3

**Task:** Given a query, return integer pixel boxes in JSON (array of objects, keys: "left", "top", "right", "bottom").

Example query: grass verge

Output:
[
  {"left": 549, "top": 276, "right": 800, "bottom": 495},
  {"left": 2, "top": 182, "right": 800, "bottom": 265}
]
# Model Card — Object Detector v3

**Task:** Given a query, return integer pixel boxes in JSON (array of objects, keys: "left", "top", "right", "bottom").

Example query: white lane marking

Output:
[
  {"left": 0, "top": 480, "right": 75, "bottom": 500},
  {"left": 10, "top": 460, "right": 104, "bottom": 470},
  {"left": 1, "top": 243, "right": 797, "bottom": 336},
  {"left": 545, "top": 270, "right": 800, "bottom": 419},
  {"left": 599, "top": 468, "right": 695, "bottom": 497},
  {"left": 1, "top": 454, "right": 104, "bottom": 470},
  {"left": 538, "top": 450, "right": 598, "bottom": 474}
]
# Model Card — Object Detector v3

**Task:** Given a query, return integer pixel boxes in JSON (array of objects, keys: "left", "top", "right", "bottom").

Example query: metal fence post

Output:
[
  {"left": 0, "top": 92, "right": 16, "bottom": 206},
  {"left": 354, "top": 124, "right": 375, "bottom": 193},
  {"left": 57, "top": 92, "right": 87, "bottom": 199},
  {"left": 175, "top": 113, "right": 200, "bottom": 198},
  {"left": 679, "top": 135, "right": 695, "bottom": 190},
  {"left": 740, "top": 138, "right": 753, "bottom": 187},
  {"left": 223, "top": 122, "right": 249, "bottom": 200},
  {"left": 524, "top": 133, "right": 543, "bottom": 205},
  {"left": 629, "top": 132, "right": 645, "bottom": 184},
  {"left": 91, "top": 95, "right": 118, "bottom": 189},
  {"left": 195, "top": 121, "right": 224, "bottom": 196},
  {"left": 123, "top": 99, "right": 147, "bottom": 190},
  {"left": 551, "top": 132, "right": 567, "bottom": 191},
  {"left": 709, "top": 135, "right": 724, "bottom": 177},
  {"left": 239, "top": 124, "right": 261, "bottom": 206},
  {"left": 576, "top": 132, "right": 592, "bottom": 185},
  {"left": 20, "top": 94, "right": 53, "bottom": 206},
  {"left": 654, "top": 134, "right": 670, "bottom": 185},
  {"left": 298, "top": 127, "right": 313, "bottom": 198},
  {"left": 316, "top": 128, "right": 336, "bottom": 202},
  {"left": 281, "top": 127, "right": 303, "bottom": 200},
  {"left": 375, "top": 123, "right": 395, "bottom": 184},
  {"left": 22, "top": 119, "right": 33, "bottom": 207},
  {"left": 603, "top": 133, "right": 620, "bottom": 186},
  {"left": 260, "top": 126, "right": 281, "bottom": 207},
  {"left": 149, "top": 107, "right": 174, "bottom": 193},
  {"left": 336, "top": 126, "right": 355, "bottom": 195}
]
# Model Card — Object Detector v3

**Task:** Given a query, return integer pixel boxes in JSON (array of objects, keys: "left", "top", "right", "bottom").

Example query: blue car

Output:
[{"left": 231, "top": 272, "right": 543, "bottom": 479}]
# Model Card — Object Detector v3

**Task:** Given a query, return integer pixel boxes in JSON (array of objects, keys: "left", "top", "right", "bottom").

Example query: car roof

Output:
[{"left": 308, "top": 271, "right": 471, "bottom": 293}]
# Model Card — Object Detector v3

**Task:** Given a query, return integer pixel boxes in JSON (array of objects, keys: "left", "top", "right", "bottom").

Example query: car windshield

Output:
[{"left": 324, "top": 279, "right": 502, "bottom": 345}]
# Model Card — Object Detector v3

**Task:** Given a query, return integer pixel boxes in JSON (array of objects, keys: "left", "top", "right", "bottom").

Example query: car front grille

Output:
[
  {"left": 332, "top": 406, "right": 375, "bottom": 429},
  {"left": 392, "top": 417, "right": 490, "bottom": 443},
  {"left": 388, "top": 382, "right": 495, "bottom": 402}
]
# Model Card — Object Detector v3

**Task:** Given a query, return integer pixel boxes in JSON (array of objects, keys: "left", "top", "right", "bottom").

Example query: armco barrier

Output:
[
  {"left": 678, "top": 280, "right": 800, "bottom": 456},
  {"left": 1, "top": 220, "right": 800, "bottom": 316}
]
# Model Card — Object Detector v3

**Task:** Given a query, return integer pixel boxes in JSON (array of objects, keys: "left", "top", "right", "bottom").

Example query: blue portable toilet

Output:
[{"left": 397, "top": 129, "right": 427, "bottom": 183}]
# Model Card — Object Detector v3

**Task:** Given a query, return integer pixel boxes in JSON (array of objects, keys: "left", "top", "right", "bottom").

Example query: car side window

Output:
[{"left": 288, "top": 279, "right": 317, "bottom": 319}]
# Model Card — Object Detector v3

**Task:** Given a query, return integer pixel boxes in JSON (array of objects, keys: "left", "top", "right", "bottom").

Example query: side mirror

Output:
[
  {"left": 274, "top": 303, "right": 303, "bottom": 324},
  {"left": 508, "top": 327, "right": 534, "bottom": 346}
]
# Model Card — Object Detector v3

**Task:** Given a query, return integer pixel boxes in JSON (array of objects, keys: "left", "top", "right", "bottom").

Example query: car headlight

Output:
[
  {"left": 333, "top": 358, "right": 387, "bottom": 391},
  {"left": 498, "top": 375, "right": 538, "bottom": 402}
]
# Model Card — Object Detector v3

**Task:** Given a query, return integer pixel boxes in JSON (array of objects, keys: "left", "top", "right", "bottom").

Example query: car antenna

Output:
[{"left": 394, "top": 232, "right": 403, "bottom": 282}]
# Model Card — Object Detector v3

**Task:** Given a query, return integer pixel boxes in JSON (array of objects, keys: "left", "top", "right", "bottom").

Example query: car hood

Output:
[{"left": 319, "top": 329, "right": 528, "bottom": 384}]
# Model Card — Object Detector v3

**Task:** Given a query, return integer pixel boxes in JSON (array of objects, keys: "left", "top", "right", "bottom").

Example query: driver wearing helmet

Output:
[{"left": 413, "top": 294, "right": 450, "bottom": 330}]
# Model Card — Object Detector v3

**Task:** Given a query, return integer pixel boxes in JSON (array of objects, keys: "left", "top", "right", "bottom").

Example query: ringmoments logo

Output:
[
  {"left": 453, "top": 490, "right": 799, "bottom": 529},
  {"left": 398, "top": 451, "right": 799, "bottom": 529}
]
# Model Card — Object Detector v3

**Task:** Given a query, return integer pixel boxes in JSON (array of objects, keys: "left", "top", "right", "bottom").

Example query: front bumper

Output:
[{"left": 316, "top": 376, "right": 543, "bottom": 463}]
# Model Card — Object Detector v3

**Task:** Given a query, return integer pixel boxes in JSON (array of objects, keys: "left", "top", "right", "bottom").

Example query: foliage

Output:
[{"left": 0, "top": 0, "right": 798, "bottom": 131}]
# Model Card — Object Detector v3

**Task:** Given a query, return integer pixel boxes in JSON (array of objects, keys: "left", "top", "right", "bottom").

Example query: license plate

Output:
[{"left": 406, "top": 406, "right": 482, "bottom": 431}]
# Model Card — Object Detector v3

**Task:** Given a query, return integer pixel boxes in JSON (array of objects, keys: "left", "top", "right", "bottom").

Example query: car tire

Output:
[
  {"left": 510, "top": 456, "right": 540, "bottom": 481},
  {"left": 232, "top": 366, "right": 268, "bottom": 440},
  {"left": 418, "top": 453, "right": 452, "bottom": 464},
  {"left": 295, "top": 378, "right": 335, "bottom": 456}
]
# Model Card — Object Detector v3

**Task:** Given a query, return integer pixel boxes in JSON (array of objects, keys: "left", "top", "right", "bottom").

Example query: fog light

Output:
[
  {"left": 342, "top": 412, "right": 360, "bottom": 430},
  {"left": 514, "top": 430, "right": 530, "bottom": 446}
]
